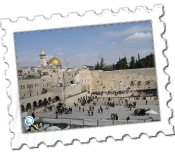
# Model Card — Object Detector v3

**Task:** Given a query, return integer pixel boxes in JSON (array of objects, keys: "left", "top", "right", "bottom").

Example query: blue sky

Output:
[{"left": 15, "top": 20, "right": 153, "bottom": 68}]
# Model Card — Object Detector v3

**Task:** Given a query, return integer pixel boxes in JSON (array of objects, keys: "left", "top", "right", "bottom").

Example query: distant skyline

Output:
[{"left": 15, "top": 20, "right": 153, "bottom": 68}]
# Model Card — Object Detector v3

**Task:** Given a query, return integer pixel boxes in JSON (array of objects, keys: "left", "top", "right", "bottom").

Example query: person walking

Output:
[
  {"left": 91, "top": 110, "right": 94, "bottom": 116},
  {"left": 88, "top": 110, "right": 90, "bottom": 116},
  {"left": 79, "top": 107, "right": 81, "bottom": 111},
  {"left": 101, "top": 108, "right": 103, "bottom": 114},
  {"left": 146, "top": 100, "right": 147, "bottom": 105},
  {"left": 83, "top": 108, "right": 85, "bottom": 112}
]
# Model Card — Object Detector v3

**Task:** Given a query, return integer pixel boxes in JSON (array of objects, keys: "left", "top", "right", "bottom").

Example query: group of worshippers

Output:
[
  {"left": 134, "top": 108, "right": 150, "bottom": 116},
  {"left": 92, "top": 91, "right": 103, "bottom": 96},
  {"left": 55, "top": 103, "right": 73, "bottom": 118},
  {"left": 126, "top": 101, "right": 137, "bottom": 110},
  {"left": 105, "top": 101, "right": 121, "bottom": 107},
  {"left": 111, "top": 113, "right": 118, "bottom": 120}
]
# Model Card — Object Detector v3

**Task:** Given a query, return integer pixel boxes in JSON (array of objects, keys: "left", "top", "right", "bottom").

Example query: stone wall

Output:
[
  {"left": 63, "top": 71, "right": 76, "bottom": 84},
  {"left": 65, "top": 91, "right": 88, "bottom": 106},
  {"left": 65, "top": 83, "right": 81, "bottom": 98},
  {"left": 90, "top": 68, "right": 157, "bottom": 92},
  {"left": 79, "top": 70, "right": 92, "bottom": 93}
]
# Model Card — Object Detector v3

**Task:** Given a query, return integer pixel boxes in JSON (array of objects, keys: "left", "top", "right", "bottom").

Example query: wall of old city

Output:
[
  {"left": 65, "top": 83, "right": 81, "bottom": 98},
  {"left": 79, "top": 70, "right": 92, "bottom": 93},
  {"left": 63, "top": 71, "right": 76, "bottom": 84},
  {"left": 65, "top": 91, "right": 88, "bottom": 106},
  {"left": 90, "top": 68, "right": 157, "bottom": 92},
  {"left": 47, "top": 87, "right": 64, "bottom": 100}
]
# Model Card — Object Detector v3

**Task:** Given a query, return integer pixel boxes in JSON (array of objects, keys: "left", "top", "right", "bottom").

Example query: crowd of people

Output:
[
  {"left": 134, "top": 108, "right": 150, "bottom": 116},
  {"left": 55, "top": 104, "right": 73, "bottom": 118},
  {"left": 126, "top": 102, "right": 137, "bottom": 110}
]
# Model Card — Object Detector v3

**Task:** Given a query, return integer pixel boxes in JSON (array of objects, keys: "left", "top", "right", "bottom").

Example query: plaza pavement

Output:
[{"left": 35, "top": 99, "right": 160, "bottom": 121}]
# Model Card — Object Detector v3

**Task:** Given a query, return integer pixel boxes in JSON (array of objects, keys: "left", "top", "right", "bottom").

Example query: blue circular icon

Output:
[{"left": 25, "top": 116, "right": 34, "bottom": 126}]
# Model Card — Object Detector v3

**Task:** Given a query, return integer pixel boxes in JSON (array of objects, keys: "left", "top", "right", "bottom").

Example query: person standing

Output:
[
  {"left": 91, "top": 110, "right": 94, "bottom": 116},
  {"left": 101, "top": 108, "right": 103, "bottom": 114},
  {"left": 56, "top": 109, "right": 58, "bottom": 118},
  {"left": 111, "top": 113, "right": 114, "bottom": 120},
  {"left": 83, "top": 108, "right": 85, "bottom": 112},
  {"left": 32, "top": 111, "right": 35, "bottom": 119},
  {"left": 146, "top": 100, "right": 147, "bottom": 105},
  {"left": 88, "top": 110, "right": 90, "bottom": 116},
  {"left": 115, "top": 113, "right": 118, "bottom": 120},
  {"left": 79, "top": 107, "right": 81, "bottom": 111}
]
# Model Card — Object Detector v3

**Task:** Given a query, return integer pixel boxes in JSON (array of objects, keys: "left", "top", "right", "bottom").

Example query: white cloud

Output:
[
  {"left": 103, "top": 25, "right": 151, "bottom": 37},
  {"left": 56, "top": 52, "right": 64, "bottom": 56},
  {"left": 122, "top": 32, "right": 152, "bottom": 44},
  {"left": 17, "top": 57, "right": 40, "bottom": 67},
  {"left": 110, "top": 42, "right": 116, "bottom": 46}
]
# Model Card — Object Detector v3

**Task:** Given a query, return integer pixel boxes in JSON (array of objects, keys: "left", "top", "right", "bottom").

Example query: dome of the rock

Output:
[{"left": 48, "top": 57, "right": 61, "bottom": 66}]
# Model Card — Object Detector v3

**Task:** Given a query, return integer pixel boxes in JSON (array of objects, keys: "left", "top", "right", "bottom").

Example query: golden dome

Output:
[{"left": 48, "top": 57, "right": 61, "bottom": 66}]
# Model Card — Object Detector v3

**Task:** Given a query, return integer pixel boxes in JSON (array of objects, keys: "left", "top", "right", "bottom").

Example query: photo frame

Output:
[{"left": 0, "top": 2, "right": 175, "bottom": 152}]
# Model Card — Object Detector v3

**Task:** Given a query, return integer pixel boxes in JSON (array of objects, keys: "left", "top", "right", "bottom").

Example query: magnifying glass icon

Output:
[{"left": 25, "top": 116, "right": 38, "bottom": 130}]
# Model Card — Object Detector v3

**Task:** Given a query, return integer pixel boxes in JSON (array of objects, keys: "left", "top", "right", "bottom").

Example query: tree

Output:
[
  {"left": 95, "top": 61, "right": 100, "bottom": 70},
  {"left": 100, "top": 57, "right": 105, "bottom": 69},
  {"left": 138, "top": 53, "right": 140, "bottom": 61},
  {"left": 115, "top": 57, "right": 128, "bottom": 70},
  {"left": 129, "top": 56, "right": 136, "bottom": 69}
]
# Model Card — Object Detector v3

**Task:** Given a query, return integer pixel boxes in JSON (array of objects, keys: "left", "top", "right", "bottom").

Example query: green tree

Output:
[
  {"left": 100, "top": 57, "right": 105, "bottom": 69},
  {"left": 129, "top": 56, "right": 136, "bottom": 69},
  {"left": 138, "top": 53, "right": 140, "bottom": 61},
  {"left": 95, "top": 61, "right": 100, "bottom": 70}
]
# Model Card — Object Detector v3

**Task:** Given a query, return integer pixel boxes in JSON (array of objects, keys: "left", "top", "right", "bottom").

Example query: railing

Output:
[{"left": 35, "top": 116, "right": 153, "bottom": 128}]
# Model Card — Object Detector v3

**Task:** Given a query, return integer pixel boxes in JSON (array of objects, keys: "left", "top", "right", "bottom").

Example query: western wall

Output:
[{"left": 80, "top": 68, "right": 157, "bottom": 93}]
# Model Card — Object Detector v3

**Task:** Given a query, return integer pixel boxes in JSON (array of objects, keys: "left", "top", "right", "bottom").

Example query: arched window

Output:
[{"left": 21, "top": 85, "right": 22, "bottom": 89}]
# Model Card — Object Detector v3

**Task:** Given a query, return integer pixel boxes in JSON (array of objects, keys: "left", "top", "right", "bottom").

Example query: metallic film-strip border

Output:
[{"left": 0, "top": 2, "right": 175, "bottom": 152}]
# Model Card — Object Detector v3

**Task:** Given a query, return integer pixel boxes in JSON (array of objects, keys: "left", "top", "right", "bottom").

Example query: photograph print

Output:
[{"left": 15, "top": 20, "right": 160, "bottom": 133}]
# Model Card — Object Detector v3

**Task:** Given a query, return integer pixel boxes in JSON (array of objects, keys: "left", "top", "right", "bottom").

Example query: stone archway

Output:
[
  {"left": 21, "top": 105, "right": 25, "bottom": 112},
  {"left": 26, "top": 103, "right": 32, "bottom": 116},
  {"left": 48, "top": 97, "right": 51, "bottom": 102},
  {"left": 44, "top": 98, "right": 47, "bottom": 103},
  {"left": 39, "top": 99, "right": 42, "bottom": 108},
  {"left": 55, "top": 96, "right": 60, "bottom": 101},
  {"left": 33, "top": 101, "right": 37, "bottom": 109}
]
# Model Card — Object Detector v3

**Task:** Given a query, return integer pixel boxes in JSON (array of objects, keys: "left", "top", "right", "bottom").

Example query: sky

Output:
[{"left": 14, "top": 20, "right": 154, "bottom": 68}]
